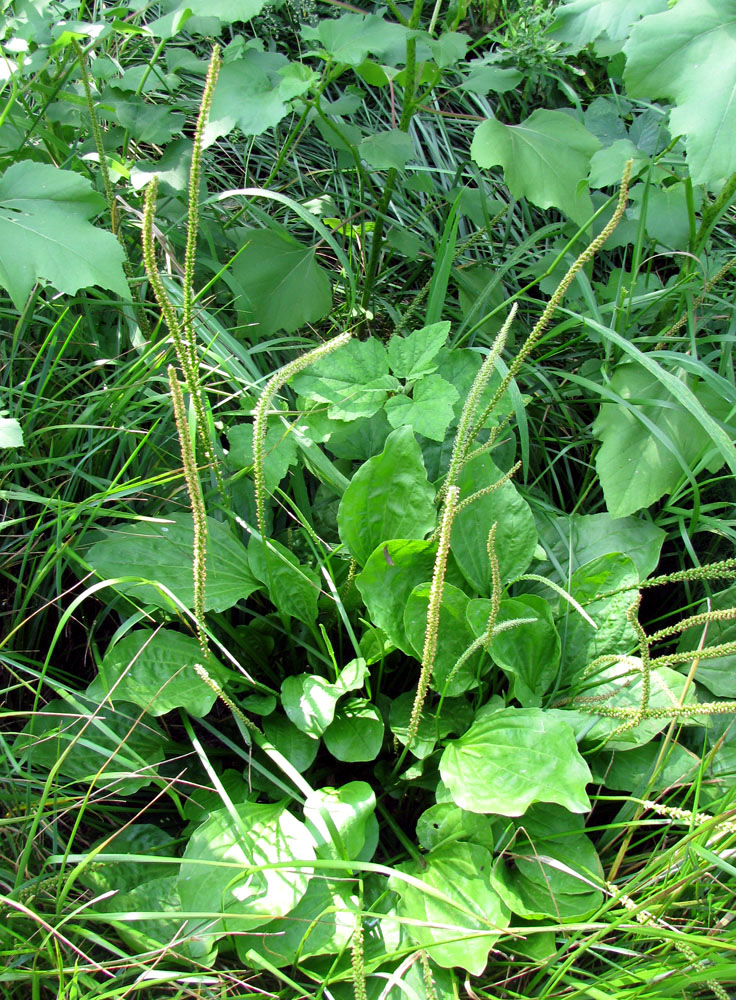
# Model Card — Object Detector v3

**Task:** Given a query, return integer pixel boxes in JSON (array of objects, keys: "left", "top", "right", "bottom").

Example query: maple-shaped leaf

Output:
[{"left": 0, "top": 162, "right": 128, "bottom": 309}]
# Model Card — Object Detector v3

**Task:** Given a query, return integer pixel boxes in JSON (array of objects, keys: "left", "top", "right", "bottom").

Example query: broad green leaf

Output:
[
  {"left": 130, "top": 138, "right": 192, "bottom": 193},
  {"left": 301, "top": 14, "right": 411, "bottom": 66},
  {"left": 359, "top": 129, "right": 415, "bottom": 170},
  {"left": 0, "top": 415, "right": 22, "bottom": 447},
  {"left": 230, "top": 227, "right": 332, "bottom": 339},
  {"left": 386, "top": 321, "right": 451, "bottom": 380},
  {"left": 588, "top": 138, "right": 649, "bottom": 188},
  {"left": 556, "top": 661, "right": 700, "bottom": 748},
  {"left": 416, "top": 803, "right": 496, "bottom": 852},
  {"left": 188, "top": 0, "right": 266, "bottom": 19},
  {"left": 281, "top": 674, "right": 340, "bottom": 737},
  {"left": 356, "top": 538, "right": 437, "bottom": 654},
  {"left": 558, "top": 553, "right": 639, "bottom": 683},
  {"left": 0, "top": 162, "right": 128, "bottom": 309},
  {"left": 389, "top": 690, "right": 439, "bottom": 759},
  {"left": 429, "top": 30, "right": 469, "bottom": 68},
  {"left": 624, "top": 0, "right": 736, "bottom": 185},
  {"left": 314, "top": 408, "right": 392, "bottom": 461},
  {"left": 468, "top": 595, "right": 560, "bottom": 706},
  {"left": 536, "top": 511, "right": 665, "bottom": 581},
  {"left": 384, "top": 374, "right": 459, "bottom": 442},
  {"left": 630, "top": 180, "right": 703, "bottom": 250},
  {"left": 676, "top": 585, "right": 736, "bottom": 697},
  {"left": 14, "top": 696, "right": 165, "bottom": 795},
  {"left": 440, "top": 707, "right": 592, "bottom": 816},
  {"left": 593, "top": 741, "right": 699, "bottom": 792},
  {"left": 451, "top": 454, "right": 537, "bottom": 593},
  {"left": 459, "top": 63, "right": 523, "bottom": 95},
  {"left": 262, "top": 713, "right": 319, "bottom": 772},
  {"left": 405, "top": 582, "right": 485, "bottom": 697},
  {"left": 593, "top": 362, "right": 732, "bottom": 517},
  {"left": 491, "top": 805, "right": 603, "bottom": 920},
  {"left": 203, "top": 51, "right": 297, "bottom": 146},
  {"left": 550, "top": 0, "right": 668, "bottom": 56},
  {"left": 82, "top": 825, "right": 176, "bottom": 894},
  {"left": 86, "top": 629, "right": 225, "bottom": 717},
  {"left": 391, "top": 843, "right": 510, "bottom": 974},
  {"left": 226, "top": 420, "right": 298, "bottom": 492},
  {"left": 101, "top": 88, "right": 184, "bottom": 143},
  {"left": 86, "top": 514, "right": 260, "bottom": 612},
  {"left": 471, "top": 110, "right": 601, "bottom": 226},
  {"left": 183, "top": 770, "right": 253, "bottom": 828},
  {"left": 323, "top": 698, "right": 384, "bottom": 762},
  {"left": 178, "top": 802, "right": 316, "bottom": 945},
  {"left": 241, "top": 879, "right": 355, "bottom": 968},
  {"left": 293, "top": 338, "right": 393, "bottom": 421},
  {"left": 338, "top": 426, "right": 436, "bottom": 565},
  {"left": 304, "top": 781, "right": 376, "bottom": 860},
  {"left": 248, "top": 537, "right": 319, "bottom": 625}
]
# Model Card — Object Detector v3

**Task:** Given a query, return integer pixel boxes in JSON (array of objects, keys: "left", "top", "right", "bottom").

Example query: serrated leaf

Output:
[
  {"left": 230, "top": 226, "right": 332, "bottom": 338},
  {"left": 391, "top": 843, "right": 510, "bottom": 974},
  {"left": 86, "top": 629, "right": 225, "bottom": 717},
  {"left": 459, "top": 63, "right": 523, "bottom": 95},
  {"left": 624, "top": 0, "right": 736, "bottom": 185},
  {"left": 440, "top": 707, "right": 592, "bottom": 816},
  {"left": 292, "top": 338, "right": 392, "bottom": 421},
  {"left": 387, "top": 321, "right": 451, "bottom": 380},
  {"left": 588, "top": 138, "right": 649, "bottom": 188},
  {"left": 101, "top": 88, "right": 184, "bottom": 143},
  {"left": 359, "top": 129, "right": 415, "bottom": 169},
  {"left": 204, "top": 52, "right": 295, "bottom": 146},
  {"left": 384, "top": 374, "right": 459, "bottom": 441},
  {"left": 86, "top": 514, "right": 260, "bottom": 612},
  {"left": 471, "top": 109, "right": 601, "bottom": 226},
  {"left": 337, "top": 426, "right": 436, "bottom": 564},
  {"left": 0, "top": 162, "right": 129, "bottom": 309}
]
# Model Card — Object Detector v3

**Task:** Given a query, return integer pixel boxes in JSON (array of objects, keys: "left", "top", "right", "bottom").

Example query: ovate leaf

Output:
[
  {"left": 248, "top": 537, "right": 320, "bottom": 625},
  {"left": 178, "top": 802, "right": 316, "bottom": 946},
  {"left": 440, "top": 707, "right": 592, "bottom": 816},
  {"left": 390, "top": 843, "right": 510, "bottom": 974},
  {"left": 592, "top": 361, "right": 731, "bottom": 517},
  {"left": 304, "top": 781, "right": 377, "bottom": 860},
  {"left": 281, "top": 675, "right": 340, "bottom": 737},
  {"left": 0, "top": 162, "right": 128, "bottom": 309},
  {"left": 624, "top": 0, "right": 736, "bottom": 185},
  {"left": 451, "top": 453, "right": 537, "bottom": 593},
  {"left": 86, "top": 514, "right": 260, "bottom": 612},
  {"left": 323, "top": 699, "right": 384, "bottom": 762},
  {"left": 337, "top": 427, "right": 436, "bottom": 564},
  {"left": 230, "top": 227, "right": 332, "bottom": 339},
  {"left": 471, "top": 110, "right": 601, "bottom": 226},
  {"left": 356, "top": 538, "right": 437, "bottom": 654},
  {"left": 86, "top": 629, "right": 226, "bottom": 717}
]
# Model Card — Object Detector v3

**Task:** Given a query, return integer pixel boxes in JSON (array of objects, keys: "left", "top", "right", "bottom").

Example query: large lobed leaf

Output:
[
  {"left": 624, "top": 0, "right": 736, "bottom": 185},
  {"left": 0, "top": 162, "right": 128, "bottom": 309}
]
